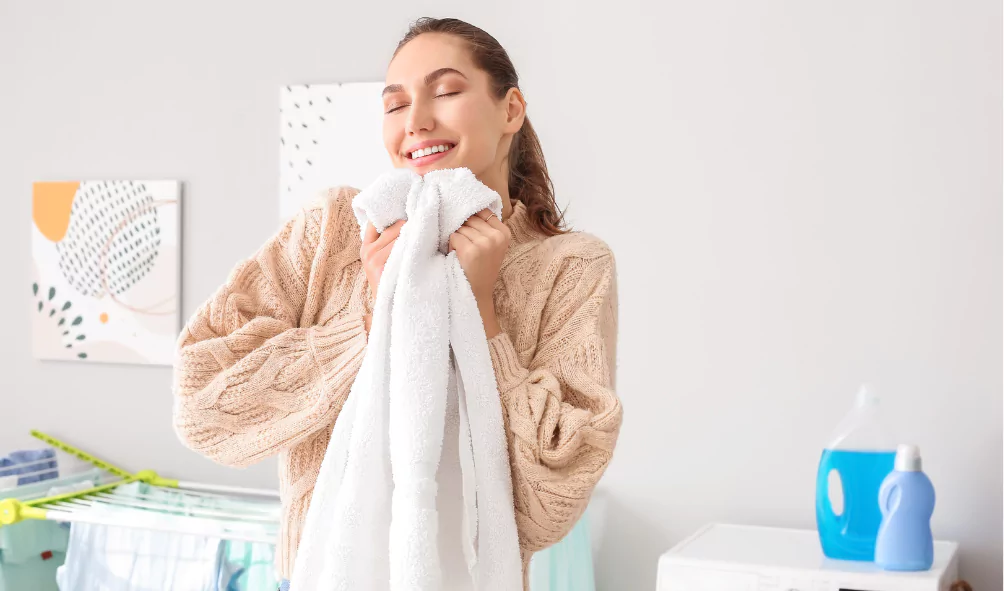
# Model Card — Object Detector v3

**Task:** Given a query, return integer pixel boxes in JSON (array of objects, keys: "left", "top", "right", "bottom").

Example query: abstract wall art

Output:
[{"left": 31, "top": 180, "right": 181, "bottom": 365}]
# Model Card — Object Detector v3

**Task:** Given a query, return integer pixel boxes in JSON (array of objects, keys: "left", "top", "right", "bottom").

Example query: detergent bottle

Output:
[
  {"left": 815, "top": 384, "right": 897, "bottom": 561},
  {"left": 875, "top": 444, "right": 936, "bottom": 571}
]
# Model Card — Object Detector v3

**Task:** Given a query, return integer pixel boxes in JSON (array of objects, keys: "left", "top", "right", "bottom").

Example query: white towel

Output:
[{"left": 289, "top": 167, "right": 522, "bottom": 591}]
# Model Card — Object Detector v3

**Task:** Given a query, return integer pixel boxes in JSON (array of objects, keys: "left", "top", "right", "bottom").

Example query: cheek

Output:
[
  {"left": 442, "top": 104, "right": 498, "bottom": 164},
  {"left": 436, "top": 100, "right": 478, "bottom": 136},
  {"left": 382, "top": 120, "right": 403, "bottom": 160}
]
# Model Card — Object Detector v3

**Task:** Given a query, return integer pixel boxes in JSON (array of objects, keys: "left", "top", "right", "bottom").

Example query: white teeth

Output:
[{"left": 411, "top": 143, "right": 453, "bottom": 159}]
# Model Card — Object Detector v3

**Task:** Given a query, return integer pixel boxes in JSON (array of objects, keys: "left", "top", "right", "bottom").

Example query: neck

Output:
[{"left": 475, "top": 166, "right": 513, "bottom": 222}]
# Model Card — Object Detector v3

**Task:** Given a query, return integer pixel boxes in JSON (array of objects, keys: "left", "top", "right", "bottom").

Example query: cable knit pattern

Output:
[{"left": 172, "top": 185, "right": 622, "bottom": 582}]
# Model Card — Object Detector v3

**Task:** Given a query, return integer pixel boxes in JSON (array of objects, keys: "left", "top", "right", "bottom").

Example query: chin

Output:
[
  {"left": 425, "top": 163, "right": 459, "bottom": 173},
  {"left": 403, "top": 160, "right": 468, "bottom": 175}
]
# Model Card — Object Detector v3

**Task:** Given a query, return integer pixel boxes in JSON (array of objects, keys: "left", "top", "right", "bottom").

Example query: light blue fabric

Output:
[
  {"left": 218, "top": 540, "right": 277, "bottom": 591},
  {"left": 0, "top": 551, "right": 64, "bottom": 591},
  {"left": 528, "top": 510, "right": 595, "bottom": 591},
  {"left": 0, "top": 465, "right": 87, "bottom": 591},
  {"left": 56, "top": 482, "right": 279, "bottom": 590},
  {"left": 55, "top": 520, "right": 222, "bottom": 590},
  {"left": 277, "top": 580, "right": 290, "bottom": 591},
  {"left": 0, "top": 521, "right": 68, "bottom": 591},
  {"left": 1, "top": 469, "right": 99, "bottom": 502},
  {"left": 0, "top": 520, "right": 69, "bottom": 564},
  {"left": 0, "top": 449, "right": 57, "bottom": 485}
]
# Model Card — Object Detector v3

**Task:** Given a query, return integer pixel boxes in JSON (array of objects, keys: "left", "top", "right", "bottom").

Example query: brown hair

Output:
[{"left": 393, "top": 17, "right": 570, "bottom": 236}]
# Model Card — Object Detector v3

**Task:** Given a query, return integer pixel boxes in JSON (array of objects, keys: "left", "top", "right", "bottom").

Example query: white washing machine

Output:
[{"left": 656, "top": 523, "right": 959, "bottom": 591}]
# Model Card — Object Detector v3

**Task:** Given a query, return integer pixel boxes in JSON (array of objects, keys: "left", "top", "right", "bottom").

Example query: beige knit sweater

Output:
[{"left": 172, "top": 186, "right": 622, "bottom": 581}]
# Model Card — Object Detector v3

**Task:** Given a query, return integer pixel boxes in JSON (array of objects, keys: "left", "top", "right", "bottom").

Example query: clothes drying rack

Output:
[{"left": 0, "top": 431, "right": 281, "bottom": 544}]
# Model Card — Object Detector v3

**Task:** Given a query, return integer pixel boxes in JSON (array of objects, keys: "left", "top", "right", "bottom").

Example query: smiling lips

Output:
[{"left": 406, "top": 141, "right": 456, "bottom": 166}]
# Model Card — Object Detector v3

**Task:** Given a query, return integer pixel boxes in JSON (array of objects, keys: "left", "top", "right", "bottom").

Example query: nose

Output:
[{"left": 404, "top": 96, "right": 434, "bottom": 136}]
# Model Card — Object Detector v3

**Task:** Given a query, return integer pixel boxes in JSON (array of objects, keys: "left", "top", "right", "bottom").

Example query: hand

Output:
[
  {"left": 448, "top": 209, "right": 510, "bottom": 336},
  {"left": 361, "top": 219, "right": 405, "bottom": 314}
]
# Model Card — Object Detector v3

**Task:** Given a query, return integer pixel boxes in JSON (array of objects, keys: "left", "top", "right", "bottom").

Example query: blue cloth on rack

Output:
[
  {"left": 0, "top": 520, "right": 69, "bottom": 565},
  {"left": 56, "top": 520, "right": 223, "bottom": 590},
  {"left": 0, "top": 521, "right": 67, "bottom": 591},
  {"left": 0, "top": 449, "right": 57, "bottom": 485},
  {"left": 0, "top": 549, "right": 64, "bottom": 591},
  {"left": 56, "top": 482, "right": 279, "bottom": 591},
  {"left": 0, "top": 474, "right": 73, "bottom": 591},
  {"left": 218, "top": 540, "right": 277, "bottom": 591},
  {"left": 528, "top": 509, "right": 596, "bottom": 591}
]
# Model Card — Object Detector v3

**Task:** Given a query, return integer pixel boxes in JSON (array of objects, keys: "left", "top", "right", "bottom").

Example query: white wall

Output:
[{"left": 1, "top": 1, "right": 999, "bottom": 588}]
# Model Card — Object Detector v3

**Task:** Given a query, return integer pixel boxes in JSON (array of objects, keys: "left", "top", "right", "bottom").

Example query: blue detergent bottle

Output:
[
  {"left": 875, "top": 444, "right": 936, "bottom": 571},
  {"left": 815, "top": 385, "right": 896, "bottom": 561}
]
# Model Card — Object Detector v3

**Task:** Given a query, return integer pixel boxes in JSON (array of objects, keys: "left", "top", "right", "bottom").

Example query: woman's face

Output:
[{"left": 382, "top": 33, "right": 522, "bottom": 181}]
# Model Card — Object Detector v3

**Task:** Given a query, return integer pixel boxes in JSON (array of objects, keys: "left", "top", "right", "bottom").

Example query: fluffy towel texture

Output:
[{"left": 289, "top": 167, "right": 522, "bottom": 591}]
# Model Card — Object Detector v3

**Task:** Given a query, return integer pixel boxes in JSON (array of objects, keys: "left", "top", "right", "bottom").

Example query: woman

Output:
[{"left": 172, "top": 17, "right": 622, "bottom": 590}]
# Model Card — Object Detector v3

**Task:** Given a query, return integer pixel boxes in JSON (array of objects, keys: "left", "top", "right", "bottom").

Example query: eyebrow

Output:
[{"left": 382, "top": 68, "right": 467, "bottom": 97}]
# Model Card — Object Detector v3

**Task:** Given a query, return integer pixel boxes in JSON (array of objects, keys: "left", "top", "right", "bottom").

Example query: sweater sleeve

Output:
[
  {"left": 486, "top": 251, "right": 622, "bottom": 555},
  {"left": 172, "top": 190, "right": 368, "bottom": 468}
]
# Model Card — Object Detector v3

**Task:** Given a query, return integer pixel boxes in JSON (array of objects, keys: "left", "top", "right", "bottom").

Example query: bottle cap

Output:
[{"left": 895, "top": 443, "right": 922, "bottom": 472}]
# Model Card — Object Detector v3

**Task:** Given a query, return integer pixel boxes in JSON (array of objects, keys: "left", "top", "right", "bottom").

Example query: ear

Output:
[{"left": 502, "top": 87, "right": 527, "bottom": 134}]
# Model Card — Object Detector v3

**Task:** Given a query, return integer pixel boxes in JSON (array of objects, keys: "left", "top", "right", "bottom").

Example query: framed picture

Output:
[{"left": 31, "top": 180, "right": 181, "bottom": 365}]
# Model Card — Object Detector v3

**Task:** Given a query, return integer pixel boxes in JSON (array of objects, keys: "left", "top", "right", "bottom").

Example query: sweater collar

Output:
[
  {"left": 500, "top": 199, "right": 542, "bottom": 271},
  {"left": 503, "top": 199, "right": 539, "bottom": 247}
]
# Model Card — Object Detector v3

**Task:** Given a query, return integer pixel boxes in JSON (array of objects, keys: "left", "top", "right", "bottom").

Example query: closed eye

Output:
[{"left": 385, "top": 92, "right": 460, "bottom": 114}]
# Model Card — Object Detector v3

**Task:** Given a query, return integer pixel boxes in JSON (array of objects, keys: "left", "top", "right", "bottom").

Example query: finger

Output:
[
  {"left": 449, "top": 231, "right": 473, "bottom": 253},
  {"left": 470, "top": 208, "right": 498, "bottom": 224},
  {"left": 454, "top": 225, "right": 489, "bottom": 245},
  {"left": 481, "top": 208, "right": 503, "bottom": 227},
  {"left": 363, "top": 222, "right": 379, "bottom": 246},
  {"left": 485, "top": 212, "right": 505, "bottom": 230},
  {"left": 469, "top": 209, "right": 505, "bottom": 231},
  {"left": 376, "top": 236, "right": 398, "bottom": 260},
  {"left": 462, "top": 215, "right": 492, "bottom": 232},
  {"left": 373, "top": 219, "right": 406, "bottom": 249},
  {"left": 466, "top": 211, "right": 509, "bottom": 245}
]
